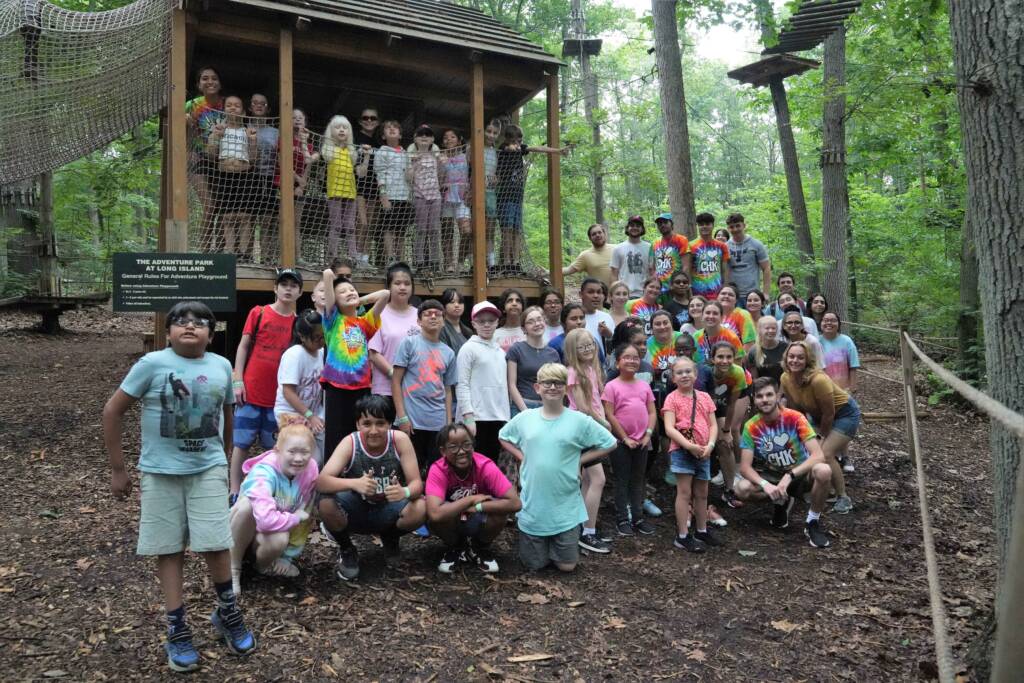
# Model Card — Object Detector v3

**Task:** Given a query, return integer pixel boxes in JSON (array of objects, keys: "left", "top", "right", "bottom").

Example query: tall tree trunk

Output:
[
  {"left": 948, "top": 0, "right": 1024, "bottom": 677},
  {"left": 769, "top": 76, "right": 820, "bottom": 293},
  {"left": 820, "top": 27, "right": 850, "bottom": 319},
  {"left": 651, "top": 0, "right": 697, "bottom": 238},
  {"left": 38, "top": 172, "right": 58, "bottom": 297},
  {"left": 571, "top": 0, "right": 604, "bottom": 224}
]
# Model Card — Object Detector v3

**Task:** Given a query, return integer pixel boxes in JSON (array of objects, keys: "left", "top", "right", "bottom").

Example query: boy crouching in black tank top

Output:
[{"left": 317, "top": 395, "right": 426, "bottom": 581}]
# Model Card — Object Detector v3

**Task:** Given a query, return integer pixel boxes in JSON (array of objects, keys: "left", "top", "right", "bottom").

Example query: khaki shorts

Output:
[
  {"left": 518, "top": 525, "right": 580, "bottom": 571},
  {"left": 137, "top": 465, "right": 233, "bottom": 556}
]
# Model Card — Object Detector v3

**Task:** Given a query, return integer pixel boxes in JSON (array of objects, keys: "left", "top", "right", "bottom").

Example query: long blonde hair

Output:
[
  {"left": 783, "top": 339, "right": 821, "bottom": 384},
  {"left": 563, "top": 328, "right": 603, "bottom": 415},
  {"left": 753, "top": 315, "right": 779, "bottom": 367},
  {"left": 321, "top": 115, "right": 354, "bottom": 161}
]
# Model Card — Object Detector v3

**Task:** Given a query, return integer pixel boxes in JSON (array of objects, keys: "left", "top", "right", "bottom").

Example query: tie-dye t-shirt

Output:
[
  {"left": 690, "top": 238, "right": 730, "bottom": 299},
  {"left": 819, "top": 334, "right": 861, "bottom": 387},
  {"left": 651, "top": 234, "right": 690, "bottom": 291},
  {"left": 321, "top": 307, "right": 381, "bottom": 390},
  {"left": 709, "top": 363, "right": 748, "bottom": 407},
  {"left": 740, "top": 408, "right": 817, "bottom": 475},
  {"left": 626, "top": 298, "right": 659, "bottom": 335},
  {"left": 722, "top": 308, "right": 756, "bottom": 347},
  {"left": 693, "top": 326, "right": 745, "bottom": 364},
  {"left": 185, "top": 96, "right": 223, "bottom": 153},
  {"left": 646, "top": 331, "right": 682, "bottom": 393}
]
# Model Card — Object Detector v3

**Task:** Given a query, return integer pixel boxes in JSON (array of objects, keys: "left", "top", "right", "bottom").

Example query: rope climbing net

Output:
[{"left": 0, "top": 0, "right": 171, "bottom": 184}]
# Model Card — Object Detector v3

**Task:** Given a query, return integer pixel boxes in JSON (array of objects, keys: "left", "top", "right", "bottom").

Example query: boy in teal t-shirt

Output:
[
  {"left": 103, "top": 302, "right": 255, "bottom": 672},
  {"left": 499, "top": 362, "right": 616, "bottom": 572}
]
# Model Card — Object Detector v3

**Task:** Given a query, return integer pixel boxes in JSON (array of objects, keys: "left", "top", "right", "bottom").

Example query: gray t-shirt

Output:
[
  {"left": 255, "top": 126, "right": 280, "bottom": 177},
  {"left": 506, "top": 341, "right": 560, "bottom": 401},
  {"left": 610, "top": 240, "right": 653, "bottom": 297},
  {"left": 119, "top": 347, "right": 234, "bottom": 475},
  {"left": 726, "top": 235, "right": 769, "bottom": 297},
  {"left": 393, "top": 334, "right": 457, "bottom": 431}
]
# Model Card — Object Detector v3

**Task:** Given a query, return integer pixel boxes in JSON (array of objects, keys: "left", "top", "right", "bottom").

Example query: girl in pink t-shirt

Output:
[
  {"left": 663, "top": 356, "right": 719, "bottom": 552},
  {"left": 602, "top": 344, "right": 657, "bottom": 536}
]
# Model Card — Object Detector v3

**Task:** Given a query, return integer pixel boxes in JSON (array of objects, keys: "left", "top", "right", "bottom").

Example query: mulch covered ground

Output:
[{"left": 0, "top": 308, "right": 995, "bottom": 681}]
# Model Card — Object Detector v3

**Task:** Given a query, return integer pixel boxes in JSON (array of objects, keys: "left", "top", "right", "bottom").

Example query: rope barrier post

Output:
[
  {"left": 993, "top": 443, "right": 1024, "bottom": 681},
  {"left": 899, "top": 326, "right": 918, "bottom": 464}
]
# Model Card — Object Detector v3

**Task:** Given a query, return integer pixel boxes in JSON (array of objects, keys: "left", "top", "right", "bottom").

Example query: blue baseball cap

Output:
[{"left": 655, "top": 213, "right": 673, "bottom": 224}]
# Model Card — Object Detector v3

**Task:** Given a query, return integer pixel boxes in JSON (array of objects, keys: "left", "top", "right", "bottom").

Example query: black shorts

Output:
[{"left": 762, "top": 470, "right": 812, "bottom": 498}]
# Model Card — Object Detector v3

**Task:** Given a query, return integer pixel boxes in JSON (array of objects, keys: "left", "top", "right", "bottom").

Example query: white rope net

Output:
[
  {"left": 186, "top": 115, "right": 545, "bottom": 277},
  {"left": 0, "top": 0, "right": 171, "bottom": 184}
]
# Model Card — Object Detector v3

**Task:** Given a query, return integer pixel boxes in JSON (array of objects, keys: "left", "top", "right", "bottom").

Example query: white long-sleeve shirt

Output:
[
  {"left": 375, "top": 145, "right": 411, "bottom": 201},
  {"left": 456, "top": 335, "right": 510, "bottom": 422}
]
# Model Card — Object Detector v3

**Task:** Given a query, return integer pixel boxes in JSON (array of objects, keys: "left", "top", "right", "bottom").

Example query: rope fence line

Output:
[{"left": 858, "top": 366, "right": 904, "bottom": 385}]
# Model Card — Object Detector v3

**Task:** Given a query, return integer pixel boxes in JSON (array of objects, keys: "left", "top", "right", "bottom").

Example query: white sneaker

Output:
[
  {"left": 711, "top": 472, "right": 725, "bottom": 486},
  {"left": 842, "top": 457, "right": 855, "bottom": 473}
]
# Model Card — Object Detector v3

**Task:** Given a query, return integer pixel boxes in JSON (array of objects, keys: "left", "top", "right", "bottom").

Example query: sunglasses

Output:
[{"left": 361, "top": 115, "right": 378, "bottom": 121}]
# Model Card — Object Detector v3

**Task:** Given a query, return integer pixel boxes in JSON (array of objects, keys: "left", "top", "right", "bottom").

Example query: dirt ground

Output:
[{"left": 0, "top": 308, "right": 996, "bottom": 681}]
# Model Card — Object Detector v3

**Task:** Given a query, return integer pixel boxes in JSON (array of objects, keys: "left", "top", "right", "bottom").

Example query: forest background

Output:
[{"left": 0, "top": 0, "right": 967, "bottom": 345}]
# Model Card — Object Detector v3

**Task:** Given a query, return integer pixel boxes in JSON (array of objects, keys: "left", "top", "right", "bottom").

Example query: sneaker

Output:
[
  {"left": 164, "top": 632, "right": 200, "bottom": 673},
  {"left": 210, "top": 608, "right": 256, "bottom": 656},
  {"left": 842, "top": 457, "right": 855, "bottom": 474},
  {"left": 437, "top": 547, "right": 463, "bottom": 574},
  {"left": 616, "top": 520, "right": 634, "bottom": 536},
  {"left": 693, "top": 529, "right": 722, "bottom": 547},
  {"left": 579, "top": 532, "right": 611, "bottom": 554},
  {"left": 335, "top": 545, "right": 360, "bottom": 581},
  {"left": 721, "top": 489, "right": 743, "bottom": 509},
  {"left": 832, "top": 495, "right": 855, "bottom": 514},
  {"left": 642, "top": 499, "right": 663, "bottom": 517},
  {"left": 804, "top": 519, "right": 831, "bottom": 548},
  {"left": 319, "top": 521, "right": 337, "bottom": 545},
  {"left": 770, "top": 497, "right": 797, "bottom": 529},
  {"left": 673, "top": 534, "right": 706, "bottom": 553},
  {"left": 382, "top": 534, "right": 402, "bottom": 568},
  {"left": 413, "top": 524, "right": 430, "bottom": 537},
  {"left": 472, "top": 543, "right": 500, "bottom": 573},
  {"left": 710, "top": 471, "right": 725, "bottom": 486},
  {"left": 257, "top": 558, "right": 300, "bottom": 579},
  {"left": 633, "top": 519, "right": 657, "bottom": 536},
  {"left": 707, "top": 504, "right": 728, "bottom": 528}
]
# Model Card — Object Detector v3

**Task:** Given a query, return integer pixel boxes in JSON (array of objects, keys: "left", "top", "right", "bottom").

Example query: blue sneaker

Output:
[
  {"left": 164, "top": 633, "right": 200, "bottom": 673},
  {"left": 642, "top": 499, "right": 663, "bottom": 517},
  {"left": 413, "top": 524, "right": 430, "bottom": 537},
  {"left": 210, "top": 608, "right": 256, "bottom": 656}
]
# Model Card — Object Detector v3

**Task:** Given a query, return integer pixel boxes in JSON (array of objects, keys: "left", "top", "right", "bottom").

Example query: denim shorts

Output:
[
  {"left": 831, "top": 396, "right": 861, "bottom": 438},
  {"left": 137, "top": 465, "right": 233, "bottom": 555},
  {"left": 485, "top": 190, "right": 497, "bottom": 218},
  {"left": 497, "top": 199, "right": 523, "bottom": 230},
  {"left": 331, "top": 490, "right": 409, "bottom": 535},
  {"left": 234, "top": 403, "right": 278, "bottom": 450},
  {"left": 669, "top": 448, "right": 712, "bottom": 481}
]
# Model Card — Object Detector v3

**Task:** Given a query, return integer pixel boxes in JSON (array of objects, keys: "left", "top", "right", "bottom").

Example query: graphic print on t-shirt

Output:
[
  {"left": 690, "top": 239, "right": 729, "bottom": 298},
  {"left": 741, "top": 410, "right": 816, "bottom": 474},
  {"left": 158, "top": 371, "right": 223, "bottom": 447}
]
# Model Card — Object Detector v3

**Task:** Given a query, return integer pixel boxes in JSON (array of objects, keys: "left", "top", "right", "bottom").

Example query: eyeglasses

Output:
[
  {"left": 539, "top": 380, "right": 566, "bottom": 388},
  {"left": 171, "top": 316, "right": 211, "bottom": 329},
  {"left": 784, "top": 320, "right": 804, "bottom": 327},
  {"left": 444, "top": 442, "right": 474, "bottom": 454},
  {"left": 577, "top": 344, "right": 596, "bottom": 351},
  {"left": 361, "top": 115, "right": 378, "bottom": 121},
  {"left": 421, "top": 310, "right": 443, "bottom": 318}
]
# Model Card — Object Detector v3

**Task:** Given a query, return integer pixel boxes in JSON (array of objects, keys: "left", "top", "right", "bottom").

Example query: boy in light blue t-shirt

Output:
[
  {"left": 499, "top": 363, "right": 616, "bottom": 572},
  {"left": 103, "top": 302, "right": 256, "bottom": 673}
]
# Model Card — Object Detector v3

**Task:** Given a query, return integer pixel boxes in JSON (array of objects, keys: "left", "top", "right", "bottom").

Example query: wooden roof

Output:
[
  {"left": 226, "top": 0, "right": 561, "bottom": 66},
  {"left": 763, "top": 0, "right": 861, "bottom": 54},
  {"left": 727, "top": 54, "right": 821, "bottom": 87}
]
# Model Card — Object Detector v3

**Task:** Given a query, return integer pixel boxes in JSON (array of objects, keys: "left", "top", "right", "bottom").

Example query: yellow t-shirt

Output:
[
  {"left": 780, "top": 371, "right": 849, "bottom": 421},
  {"left": 569, "top": 244, "right": 616, "bottom": 285},
  {"left": 326, "top": 148, "right": 356, "bottom": 199}
]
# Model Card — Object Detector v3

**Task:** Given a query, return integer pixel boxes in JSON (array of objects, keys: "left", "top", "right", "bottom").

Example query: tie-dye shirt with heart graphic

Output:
[{"left": 740, "top": 407, "right": 817, "bottom": 475}]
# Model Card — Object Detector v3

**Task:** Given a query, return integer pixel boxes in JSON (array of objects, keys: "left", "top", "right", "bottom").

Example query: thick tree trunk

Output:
[
  {"left": 571, "top": 0, "right": 604, "bottom": 224},
  {"left": 651, "top": 0, "right": 697, "bottom": 237},
  {"left": 769, "top": 76, "right": 820, "bottom": 293},
  {"left": 820, "top": 27, "right": 850, "bottom": 319},
  {"left": 948, "top": 0, "right": 1024, "bottom": 677}
]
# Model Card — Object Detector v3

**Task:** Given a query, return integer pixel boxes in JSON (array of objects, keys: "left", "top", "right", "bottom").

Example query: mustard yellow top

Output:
[{"left": 780, "top": 370, "right": 848, "bottom": 421}]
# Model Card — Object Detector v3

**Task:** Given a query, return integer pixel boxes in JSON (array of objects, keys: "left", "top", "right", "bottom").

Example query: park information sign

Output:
[{"left": 112, "top": 253, "right": 236, "bottom": 312}]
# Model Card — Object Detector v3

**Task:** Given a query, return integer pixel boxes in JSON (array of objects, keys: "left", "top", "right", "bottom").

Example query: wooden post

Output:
[
  {"left": 470, "top": 60, "right": 487, "bottom": 302},
  {"left": 155, "top": 115, "right": 170, "bottom": 349},
  {"left": 167, "top": 5, "right": 189, "bottom": 251},
  {"left": 994, "top": 448, "right": 1024, "bottom": 681},
  {"left": 546, "top": 72, "right": 563, "bottom": 295},
  {"left": 278, "top": 28, "right": 295, "bottom": 268},
  {"left": 898, "top": 326, "right": 918, "bottom": 464},
  {"left": 37, "top": 171, "right": 57, "bottom": 298}
]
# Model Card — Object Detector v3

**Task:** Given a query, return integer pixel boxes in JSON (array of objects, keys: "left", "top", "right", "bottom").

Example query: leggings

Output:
[
  {"left": 413, "top": 197, "right": 442, "bottom": 265},
  {"left": 323, "top": 385, "right": 370, "bottom": 462},
  {"left": 611, "top": 443, "right": 650, "bottom": 523},
  {"left": 327, "top": 197, "right": 357, "bottom": 258}
]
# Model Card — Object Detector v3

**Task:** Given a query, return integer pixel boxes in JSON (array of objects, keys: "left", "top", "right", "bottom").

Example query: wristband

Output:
[
  {"left": 403, "top": 486, "right": 411, "bottom": 499},
  {"left": 395, "top": 415, "right": 410, "bottom": 426},
  {"left": 463, "top": 416, "right": 476, "bottom": 425},
  {"left": 759, "top": 479, "right": 770, "bottom": 491},
  {"left": 475, "top": 502, "right": 484, "bottom": 513},
  {"left": 644, "top": 428, "right": 654, "bottom": 436},
  {"left": 232, "top": 380, "right": 244, "bottom": 388},
  {"left": 303, "top": 409, "right": 314, "bottom": 419}
]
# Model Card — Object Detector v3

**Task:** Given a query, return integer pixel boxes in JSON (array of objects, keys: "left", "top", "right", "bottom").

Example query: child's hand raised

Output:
[
  {"left": 212, "top": 122, "right": 226, "bottom": 137},
  {"left": 246, "top": 126, "right": 257, "bottom": 139}
]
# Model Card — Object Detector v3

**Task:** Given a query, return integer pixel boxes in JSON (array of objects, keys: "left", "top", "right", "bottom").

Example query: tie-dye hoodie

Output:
[{"left": 240, "top": 450, "right": 319, "bottom": 560}]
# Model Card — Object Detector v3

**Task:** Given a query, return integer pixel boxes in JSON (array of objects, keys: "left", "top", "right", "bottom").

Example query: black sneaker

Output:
[
  {"left": 335, "top": 545, "right": 360, "bottom": 581},
  {"left": 616, "top": 520, "right": 634, "bottom": 536},
  {"left": 804, "top": 519, "right": 831, "bottom": 548},
  {"left": 437, "top": 547, "right": 463, "bottom": 574},
  {"left": 579, "top": 532, "right": 611, "bottom": 554},
  {"left": 721, "top": 489, "right": 743, "bottom": 509},
  {"left": 693, "top": 529, "right": 722, "bottom": 547},
  {"left": 673, "top": 534, "right": 706, "bottom": 553},
  {"left": 382, "top": 533, "right": 402, "bottom": 568},
  {"left": 770, "top": 497, "right": 796, "bottom": 529},
  {"left": 633, "top": 519, "right": 656, "bottom": 536}
]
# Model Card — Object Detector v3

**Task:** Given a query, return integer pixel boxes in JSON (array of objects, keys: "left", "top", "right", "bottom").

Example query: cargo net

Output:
[
  {"left": 0, "top": 0, "right": 171, "bottom": 184},
  {"left": 187, "top": 116, "right": 545, "bottom": 278}
]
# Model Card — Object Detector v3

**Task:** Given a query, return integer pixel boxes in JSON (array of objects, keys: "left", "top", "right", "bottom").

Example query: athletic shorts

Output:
[
  {"left": 497, "top": 199, "right": 523, "bottom": 230},
  {"left": 233, "top": 403, "right": 278, "bottom": 450},
  {"left": 518, "top": 525, "right": 580, "bottom": 571},
  {"left": 137, "top": 465, "right": 233, "bottom": 555},
  {"left": 485, "top": 189, "right": 497, "bottom": 218},
  {"left": 443, "top": 201, "right": 470, "bottom": 220},
  {"left": 331, "top": 490, "right": 409, "bottom": 535},
  {"left": 669, "top": 448, "right": 712, "bottom": 480},
  {"left": 761, "top": 470, "right": 813, "bottom": 499}
]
